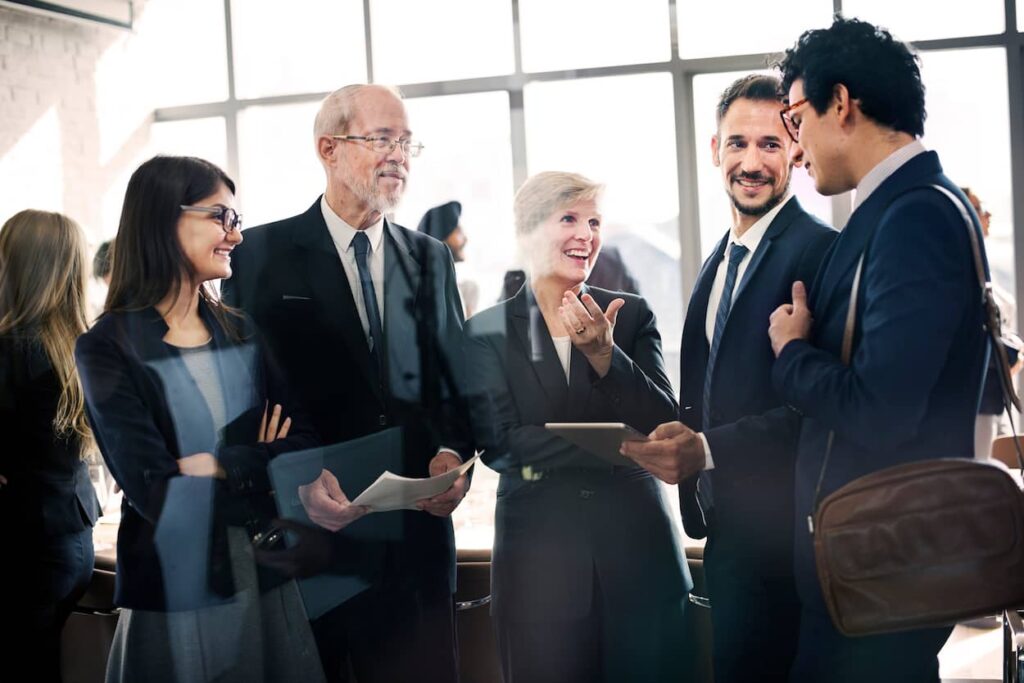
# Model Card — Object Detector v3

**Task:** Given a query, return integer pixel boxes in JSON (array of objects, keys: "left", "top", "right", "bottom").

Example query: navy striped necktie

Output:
[
  {"left": 697, "top": 241, "right": 749, "bottom": 520},
  {"left": 352, "top": 231, "right": 384, "bottom": 375}
]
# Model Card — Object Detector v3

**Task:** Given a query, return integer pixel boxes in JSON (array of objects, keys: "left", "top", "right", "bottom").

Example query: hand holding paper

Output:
[
  {"left": 298, "top": 469, "right": 370, "bottom": 532},
  {"left": 417, "top": 450, "right": 470, "bottom": 517},
  {"left": 351, "top": 453, "right": 479, "bottom": 513}
]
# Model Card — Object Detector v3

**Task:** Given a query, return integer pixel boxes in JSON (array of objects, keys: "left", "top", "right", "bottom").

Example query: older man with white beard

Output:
[{"left": 222, "top": 84, "right": 471, "bottom": 683}]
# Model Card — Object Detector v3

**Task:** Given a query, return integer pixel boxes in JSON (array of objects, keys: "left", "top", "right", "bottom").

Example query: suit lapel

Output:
[
  {"left": 291, "top": 200, "right": 382, "bottom": 402},
  {"left": 384, "top": 220, "right": 423, "bottom": 402},
  {"left": 566, "top": 285, "right": 597, "bottom": 420},
  {"left": 509, "top": 287, "right": 570, "bottom": 412},
  {"left": 731, "top": 198, "right": 809, "bottom": 303}
]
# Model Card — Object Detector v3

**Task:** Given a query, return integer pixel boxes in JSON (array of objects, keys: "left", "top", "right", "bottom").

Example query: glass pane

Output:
[
  {"left": 1020, "top": 0, "right": 1023, "bottom": 31},
  {"left": 524, "top": 73, "right": 682, "bottom": 388},
  {"left": 518, "top": 0, "right": 670, "bottom": 72},
  {"left": 390, "top": 91, "right": 514, "bottom": 551},
  {"left": 393, "top": 91, "right": 515, "bottom": 313},
  {"left": 677, "top": 0, "right": 832, "bottom": 59},
  {"left": 133, "top": 0, "right": 229, "bottom": 107},
  {"left": 231, "top": 0, "right": 367, "bottom": 99},
  {"left": 691, "top": 71, "right": 831, "bottom": 261},
  {"left": 843, "top": 0, "right": 1004, "bottom": 41},
  {"left": 0, "top": 107, "right": 63, "bottom": 223},
  {"left": 369, "top": 0, "right": 514, "bottom": 84},
  {"left": 919, "top": 48, "right": 1015, "bottom": 296},
  {"left": 237, "top": 102, "right": 324, "bottom": 226},
  {"left": 149, "top": 118, "right": 229, "bottom": 171}
]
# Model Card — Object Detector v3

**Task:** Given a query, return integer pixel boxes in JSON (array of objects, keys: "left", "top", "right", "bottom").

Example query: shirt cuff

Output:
[
  {"left": 697, "top": 433, "right": 714, "bottom": 470},
  {"left": 436, "top": 447, "right": 463, "bottom": 463}
]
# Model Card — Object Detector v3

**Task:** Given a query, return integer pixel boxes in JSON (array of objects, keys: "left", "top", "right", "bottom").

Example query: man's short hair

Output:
[
  {"left": 313, "top": 84, "right": 404, "bottom": 141},
  {"left": 776, "top": 17, "right": 926, "bottom": 137},
  {"left": 716, "top": 74, "right": 784, "bottom": 127}
]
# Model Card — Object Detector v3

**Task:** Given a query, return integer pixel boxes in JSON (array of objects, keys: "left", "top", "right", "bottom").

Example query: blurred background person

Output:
[
  {"left": 962, "top": 186, "right": 1022, "bottom": 459},
  {"left": 0, "top": 209, "right": 100, "bottom": 683},
  {"left": 93, "top": 240, "right": 113, "bottom": 286},
  {"left": 466, "top": 171, "right": 691, "bottom": 683},
  {"left": 76, "top": 155, "right": 328, "bottom": 683},
  {"left": 418, "top": 200, "right": 480, "bottom": 317}
]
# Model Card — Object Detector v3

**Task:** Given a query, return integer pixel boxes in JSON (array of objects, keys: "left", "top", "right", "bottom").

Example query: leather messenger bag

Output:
[{"left": 811, "top": 184, "right": 1024, "bottom": 637}]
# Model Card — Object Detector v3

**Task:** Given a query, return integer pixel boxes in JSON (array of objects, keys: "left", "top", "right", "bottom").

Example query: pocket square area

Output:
[{"left": 281, "top": 294, "right": 312, "bottom": 301}]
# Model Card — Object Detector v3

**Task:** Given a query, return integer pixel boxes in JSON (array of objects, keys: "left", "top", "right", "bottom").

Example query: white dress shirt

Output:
[
  {"left": 321, "top": 196, "right": 386, "bottom": 343},
  {"left": 552, "top": 335, "right": 572, "bottom": 382},
  {"left": 320, "top": 197, "right": 462, "bottom": 464},
  {"left": 699, "top": 195, "right": 793, "bottom": 470}
]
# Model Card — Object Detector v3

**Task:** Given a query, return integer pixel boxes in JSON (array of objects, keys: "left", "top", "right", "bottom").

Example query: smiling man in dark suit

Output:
[
  {"left": 766, "top": 19, "right": 989, "bottom": 682},
  {"left": 623, "top": 74, "right": 835, "bottom": 682},
  {"left": 221, "top": 84, "right": 470, "bottom": 683}
]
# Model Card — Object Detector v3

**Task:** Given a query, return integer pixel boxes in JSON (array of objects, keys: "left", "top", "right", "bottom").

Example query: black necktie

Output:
[{"left": 352, "top": 231, "right": 384, "bottom": 374}]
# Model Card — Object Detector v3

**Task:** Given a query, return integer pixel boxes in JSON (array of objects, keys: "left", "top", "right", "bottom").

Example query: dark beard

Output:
[{"left": 729, "top": 173, "right": 791, "bottom": 217}]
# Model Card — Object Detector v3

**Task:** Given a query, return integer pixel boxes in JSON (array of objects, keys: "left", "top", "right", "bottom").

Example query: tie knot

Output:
[
  {"left": 728, "top": 243, "right": 749, "bottom": 265},
  {"left": 352, "top": 230, "right": 371, "bottom": 258}
]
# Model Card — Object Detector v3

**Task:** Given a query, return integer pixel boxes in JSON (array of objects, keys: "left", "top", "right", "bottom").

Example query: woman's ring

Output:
[{"left": 576, "top": 327, "right": 586, "bottom": 335}]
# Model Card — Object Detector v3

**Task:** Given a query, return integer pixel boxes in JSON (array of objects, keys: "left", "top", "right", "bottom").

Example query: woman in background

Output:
[
  {"left": 76, "top": 155, "right": 336, "bottom": 683},
  {"left": 0, "top": 209, "right": 100, "bottom": 682}
]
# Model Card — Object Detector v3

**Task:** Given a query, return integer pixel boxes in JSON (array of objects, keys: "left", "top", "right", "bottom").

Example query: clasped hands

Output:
[
  {"left": 620, "top": 422, "right": 707, "bottom": 485},
  {"left": 558, "top": 291, "right": 625, "bottom": 378}
]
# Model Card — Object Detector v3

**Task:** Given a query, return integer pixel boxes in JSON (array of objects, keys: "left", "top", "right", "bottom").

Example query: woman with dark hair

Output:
[
  {"left": 0, "top": 209, "right": 100, "bottom": 682},
  {"left": 76, "top": 155, "right": 330, "bottom": 682}
]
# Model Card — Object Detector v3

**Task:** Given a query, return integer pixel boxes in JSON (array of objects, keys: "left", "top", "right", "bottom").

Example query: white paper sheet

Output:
[{"left": 351, "top": 453, "right": 480, "bottom": 511}]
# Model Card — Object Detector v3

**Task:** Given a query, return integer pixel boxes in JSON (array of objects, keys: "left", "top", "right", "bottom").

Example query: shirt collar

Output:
[
  {"left": 853, "top": 138, "right": 927, "bottom": 210},
  {"left": 320, "top": 195, "right": 386, "bottom": 254},
  {"left": 730, "top": 194, "right": 792, "bottom": 255}
]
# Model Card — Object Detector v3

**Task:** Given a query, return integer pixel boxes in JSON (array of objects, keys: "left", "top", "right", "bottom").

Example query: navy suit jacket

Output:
[
  {"left": 75, "top": 302, "right": 319, "bottom": 610},
  {"left": 772, "top": 151, "right": 989, "bottom": 614},
  {"left": 678, "top": 197, "right": 835, "bottom": 553},
  {"left": 466, "top": 285, "right": 692, "bottom": 622},
  {"left": 221, "top": 198, "right": 470, "bottom": 593}
]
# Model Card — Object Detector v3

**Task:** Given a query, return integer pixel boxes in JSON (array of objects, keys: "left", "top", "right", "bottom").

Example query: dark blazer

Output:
[
  {"left": 221, "top": 198, "right": 470, "bottom": 592},
  {"left": 0, "top": 334, "right": 99, "bottom": 541},
  {"left": 466, "top": 284, "right": 692, "bottom": 622},
  {"left": 75, "top": 302, "right": 319, "bottom": 610},
  {"left": 678, "top": 197, "right": 835, "bottom": 551},
  {"left": 772, "top": 152, "right": 989, "bottom": 615}
]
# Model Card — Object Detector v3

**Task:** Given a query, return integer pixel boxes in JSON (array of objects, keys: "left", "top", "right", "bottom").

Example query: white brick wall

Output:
[{"left": 0, "top": 4, "right": 153, "bottom": 243}]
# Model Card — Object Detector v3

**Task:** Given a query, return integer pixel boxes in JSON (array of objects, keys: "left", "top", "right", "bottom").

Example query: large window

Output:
[
  {"left": 230, "top": 0, "right": 367, "bottom": 99},
  {"left": 518, "top": 0, "right": 670, "bottom": 71},
  {"left": 843, "top": 0, "right": 1005, "bottom": 40},
  {"left": 78, "top": 0, "right": 1024, "bottom": 554}
]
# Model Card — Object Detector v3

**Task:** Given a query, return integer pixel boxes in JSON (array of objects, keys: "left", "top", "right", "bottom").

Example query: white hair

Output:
[{"left": 312, "top": 84, "right": 404, "bottom": 142}]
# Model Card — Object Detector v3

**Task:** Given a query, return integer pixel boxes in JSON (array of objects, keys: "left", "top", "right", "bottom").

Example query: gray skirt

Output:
[{"left": 105, "top": 528, "right": 325, "bottom": 683}]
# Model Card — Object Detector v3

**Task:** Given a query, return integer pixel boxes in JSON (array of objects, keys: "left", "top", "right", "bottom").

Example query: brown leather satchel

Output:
[{"left": 811, "top": 184, "right": 1024, "bottom": 637}]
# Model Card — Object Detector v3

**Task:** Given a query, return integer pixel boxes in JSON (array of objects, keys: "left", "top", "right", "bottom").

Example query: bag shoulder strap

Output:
[{"left": 809, "top": 182, "right": 1020, "bottom": 533}]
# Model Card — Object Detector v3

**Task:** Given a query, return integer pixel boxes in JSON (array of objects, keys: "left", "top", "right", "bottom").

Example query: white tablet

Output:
[{"left": 544, "top": 422, "right": 649, "bottom": 467}]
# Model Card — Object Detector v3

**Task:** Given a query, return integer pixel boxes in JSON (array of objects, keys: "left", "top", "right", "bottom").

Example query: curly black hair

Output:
[{"left": 775, "top": 16, "right": 926, "bottom": 137}]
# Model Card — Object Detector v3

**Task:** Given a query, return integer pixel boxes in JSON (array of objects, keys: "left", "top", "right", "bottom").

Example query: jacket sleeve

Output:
[
  {"left": 590, "top": 296, "right": 678, "bottom": 432},
  {"left": 773, "top": 192, "right": 974, "bottom": 451},
  {"left": 76, "top": 331, "right": 181, "bottom": 524}
]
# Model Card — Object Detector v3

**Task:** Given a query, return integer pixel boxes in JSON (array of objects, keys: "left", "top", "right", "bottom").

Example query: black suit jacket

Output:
[
  {"left": 75, "top": 302, "right": 319, "bottom": 610},
  {"left": 222, "top": 198, "right": 470, "bottom": 592},
  {"left": 678, "top": 198, "right": 835, "bottom": 555},
  {"left": 0, "top": 334, "right": 99, "bottom": 542},
  {"left": 466, "top": 285, "right": 692, "bottom": 622}
]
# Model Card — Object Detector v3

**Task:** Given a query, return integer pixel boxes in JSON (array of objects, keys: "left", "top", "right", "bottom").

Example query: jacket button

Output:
[
  {"left": 579, "top": 489, "right": 594, "bottom": 500},
  {"left": 379, "top": 415, "right": 387, "bottom": 426}
]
